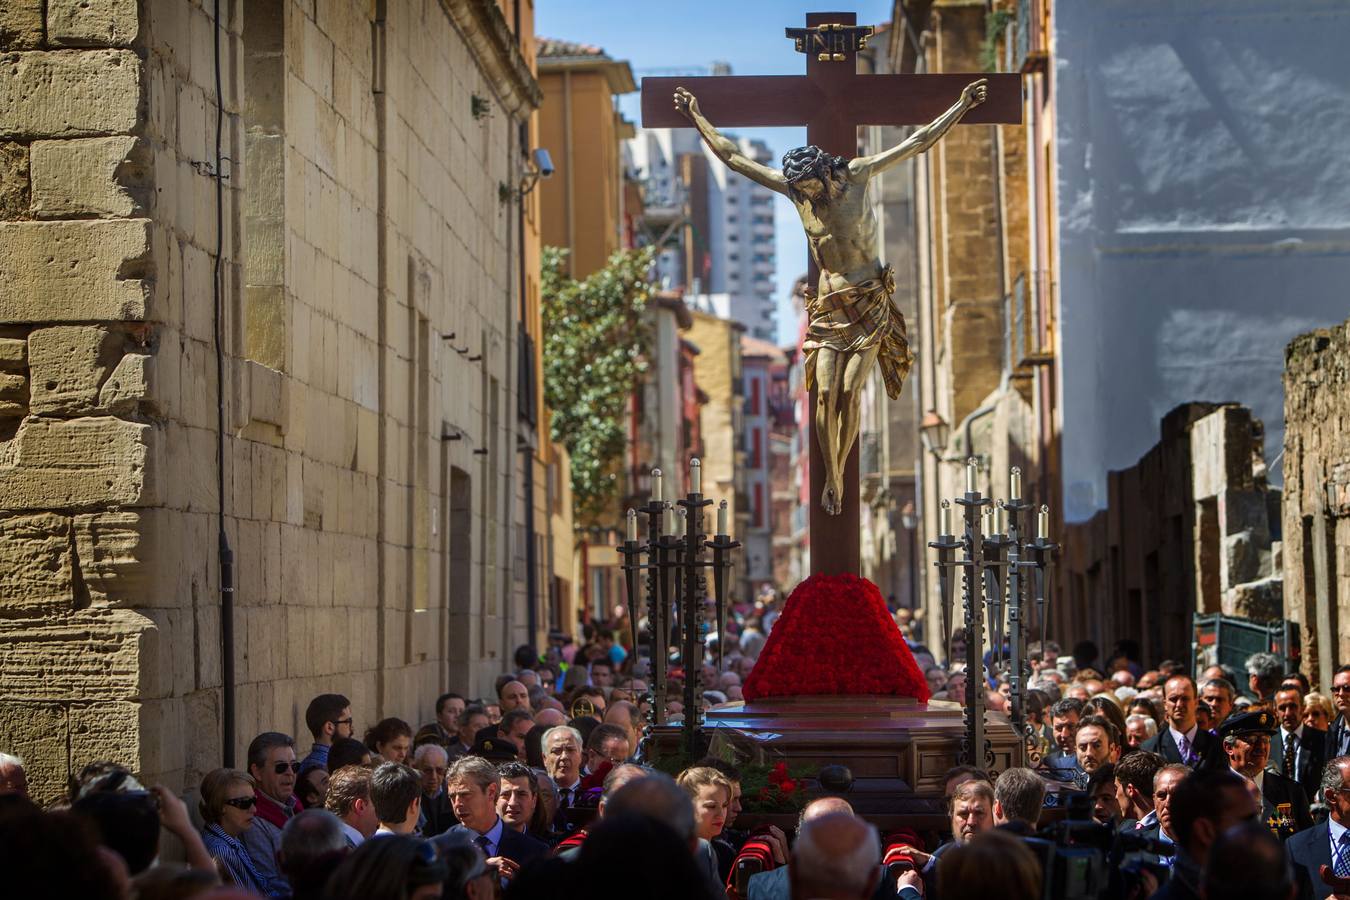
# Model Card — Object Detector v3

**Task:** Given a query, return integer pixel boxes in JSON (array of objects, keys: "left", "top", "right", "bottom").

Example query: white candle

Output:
[
  {"left": 1037, "top": 505, "right": 1049, "bottom": 540},
  {"left": 652, "top": 468, "right": 663, "bottom": 502},
  {"left": 626, "top": 508, "right": 637, "bottom": 542},
  {"left": 690, "top": 458, "right": 702, "bottom": 494},
  {"left": 966, "top": 458, "right": 977, "bottom": 493},
  {"left": 663, "top": 503, "right": 675, "bottom": 536},
  {"left": 717, "top": 499, "right": 728, "bottom": 535},
  {"left": 940, "top": 500, "right": 952, "bottom": 536},
  {"left": 1010, "top": 466, "right": 1022, "bottom": 500},
  {"left": 994, "top": 504, "right": 1006, "bottom": 535},
  {"left": 676, "top": 507, "right": 687, "bottom": 535}
]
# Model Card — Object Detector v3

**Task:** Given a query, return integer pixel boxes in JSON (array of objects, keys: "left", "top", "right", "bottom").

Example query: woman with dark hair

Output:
[
  {"left": 328, "top": 737, "right": 374, "bottom": 772},
  {"left": 523, "top": 724, "right": 548, "bottom": 770},
  {"left": 1085, "top": 694, "right": 1128, "bottom": 740},
  {"left": 296, "top": 763, "right": 329, "bottom": 809},
  {"left": 1129, "top": 697, "right": 1162, "bottom": 728},
  {"left": 198, "top": 767, "right": 267, "bottom": 893},
  {"left": 324, "top": 834, "right": 446, "bottom": 900},
  {"left": 364, "top": 718, "right": 413, "bottom": 765}
]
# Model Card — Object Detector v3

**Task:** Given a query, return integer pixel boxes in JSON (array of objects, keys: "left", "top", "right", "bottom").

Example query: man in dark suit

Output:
[
  {"left": 1288, "top": 756, "right": 1350, "bottom": 900},
  {"left": 1220, "top": 709, "right": 1313, "bottom": 838},
  {"left": 1271, "top": 686, "right": 1328, "bottom": 804},
  {"left": 1151, "top": 769, "right": 1258, "bottom": 900},
  {"left": 1326, "top": 666, "right": 1350, "bottom": 761},
  {"left": 1141, "top": 675, "right": 1226, "bottom": 770},
  {"left": 435, "top": 755, "right": 548, "bottom": 884}
]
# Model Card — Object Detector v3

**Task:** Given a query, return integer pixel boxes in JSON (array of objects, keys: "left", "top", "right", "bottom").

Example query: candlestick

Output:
[
  {"left": 652, "top": 468, "right": 663, "bottom": 502},
  {"left": 626, "top": 508, "right": 637, "bottom": 542},
  {"left": 1010, "top": 466, "right": 1021, "bottom": 500},
  {"left": 690, "top": 458, "right": 702, "bottom": 494},
  {"left": 1037, "top": 504, "right": 1049, "bottom": 540},
  {"left": 966, "top": 458, "right": 977, "bottom": 494},
  {"left": 717, "top": 499, "right": 728, "bottom": 535},
  {"left": 940, "top": 500, "right": 951, "bottom": 536}
]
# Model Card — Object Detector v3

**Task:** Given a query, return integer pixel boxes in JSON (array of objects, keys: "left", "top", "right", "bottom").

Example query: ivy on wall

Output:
[{"left": 542, "top": 245, "right": 656, "bottom": 526}]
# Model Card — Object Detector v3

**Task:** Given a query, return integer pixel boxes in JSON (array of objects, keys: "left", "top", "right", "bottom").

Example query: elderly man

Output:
[
  {"left": 745, "top": 796, "right": 852, "bottom": 900},
  {"left": 241, "top": 732, "right": 302, "bottom": 897},
  {"left": 435, "top": 755, "right": 548, "bottom": 881},
  {"left": 1287, "top": 756, "right": 1350, "bottom": 900},
  {"left": 1134, "top": 763, "right": 1187, "bottom": 868},
  {"left": 1270, "top": 684, "right": 1327, "bottom": 804},
  {"left": 582, "top": 723, "right": 632, "bottom": 776},
  {"left": 0, "top": 753, "right": 28, "bottom": 799},
  {"left": 788, "top": 812, "right": 892, "bottom": 900},
  {"left": 1245, "top": 653, "right": 1286, "bottom": 707},
  {"left": 603, "top": 701, "right": 642, "bottom": 757},
  {"left": 900, "top": 778, "right": 996, "bottom": 897},
  {"left": 542, "top": 725, "right": 585, "bottom": 811},
  {"left": 1143, "top": 675, "right": 1226, "bottom": 769},
  {"left": 1220, "top": 709, "right": 1312, "bottom": 838},
  {"left": 1200, "top": 678, "right": 1236, "bottom": 729},
  {"left": 412, "top": 743, "right": 455, "bottom": 837}
]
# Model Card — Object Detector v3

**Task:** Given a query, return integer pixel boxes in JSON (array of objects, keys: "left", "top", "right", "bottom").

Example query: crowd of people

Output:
[{"left": 3, "top": 603, "right": 1350, "bottom": 900}]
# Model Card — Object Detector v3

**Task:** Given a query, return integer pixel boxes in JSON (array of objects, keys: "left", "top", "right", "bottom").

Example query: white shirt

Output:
[
  {"left": 1279, "top": 724, "right": 1305, "bottom": 778},
  {"left": 555, "top": 777, "right": 582, "bottom": 806},
  {"left": 1330, "top": 816, "right": 1349, "bottom": 871},
  {"left": 1169, "top": 724, "right": 1199, "bottom": 754}
]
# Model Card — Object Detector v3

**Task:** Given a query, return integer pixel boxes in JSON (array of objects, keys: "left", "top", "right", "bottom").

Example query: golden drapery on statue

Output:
[{"left": 803, "top": 264, "right": 914, "bottom": 401}]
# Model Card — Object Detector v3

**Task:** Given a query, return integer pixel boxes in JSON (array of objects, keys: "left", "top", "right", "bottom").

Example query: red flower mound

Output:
[{"left": 742, "top": 574, "right": 931, "bottom": 702}]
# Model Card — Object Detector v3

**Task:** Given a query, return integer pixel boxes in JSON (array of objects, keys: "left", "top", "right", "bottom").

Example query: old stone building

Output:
[
  {"left": 1282, "top": 317, "right": 1350, "bottom": 690},
  {"left": 1061, "top": 403, "right": 1280, "bottom": 664},
  {"left": 0, "top": 0, "right": 563, "bottom": 803}
]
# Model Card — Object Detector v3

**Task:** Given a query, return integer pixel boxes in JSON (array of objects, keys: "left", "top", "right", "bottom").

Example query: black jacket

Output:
[
  {"left": 1270, "top": 725, "right": 1328, "bottom": 805},
  {"left": 1260, "top": 768, "right": 1314, "bottom": 837},
  {"left": 1141, "top": 727, "right": 1226, "bottom": 770},
  {"left": 420, "top": 789, "right": 457, "bottom": 837},
  {"left": 434, "top": 820, "right": 550, "bottom": 868},
  {"left": 1326, "top": 716, "right": 1350, "bottom": 760},
  {"left": 1287, "top": 819, "right": 1335, "bottom": 900}
]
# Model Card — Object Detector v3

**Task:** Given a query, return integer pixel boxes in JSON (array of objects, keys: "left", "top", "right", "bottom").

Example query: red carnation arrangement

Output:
[{"left": 742, "top": 573, "right": 931, "bottom": 702}]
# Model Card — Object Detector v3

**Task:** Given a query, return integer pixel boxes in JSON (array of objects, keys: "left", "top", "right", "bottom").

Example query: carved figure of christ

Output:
[{"left": 639, "top": 11, "right": 1021, "bottom": 576}]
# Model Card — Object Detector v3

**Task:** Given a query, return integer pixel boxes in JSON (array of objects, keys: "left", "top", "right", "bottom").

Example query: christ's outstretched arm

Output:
[
  {"left": 848, "top": 78, "right": 989, "bottom": 181},
  {"left": 673, "top": 87, "right": 790, "bottom": 195}
]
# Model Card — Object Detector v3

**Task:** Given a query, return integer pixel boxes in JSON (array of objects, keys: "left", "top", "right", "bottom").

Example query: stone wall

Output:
[
  {"left": 1282, "top": 317, "right": 1350, "bottom": 688},
  {"left": 1061, "top": 403, "right": 1280, "bottom": 664},
  {"left": 0, "top": 0, "right": 541, "bottom": 803}
]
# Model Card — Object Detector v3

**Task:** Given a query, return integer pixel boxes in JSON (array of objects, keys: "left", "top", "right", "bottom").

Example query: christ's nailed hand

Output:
[
  {"left": 961, "top": 78, "right": 988, "bottom": 107},
  {"left": 673, "top": 87, "right": 700, "bottom": 120}
]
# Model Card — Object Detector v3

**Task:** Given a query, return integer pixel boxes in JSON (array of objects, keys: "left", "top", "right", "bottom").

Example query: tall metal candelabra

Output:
[
  {"left": 617, "top": 459, "right": 741, "bottom": 759},
  {"left": 929, "top": 460, "right": 1059, "bottom": 767}
]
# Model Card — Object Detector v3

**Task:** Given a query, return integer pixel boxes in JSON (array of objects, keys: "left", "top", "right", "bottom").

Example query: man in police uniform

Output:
[{"left": 1220, "top": 709, "right": 1313, "bottom": 839}]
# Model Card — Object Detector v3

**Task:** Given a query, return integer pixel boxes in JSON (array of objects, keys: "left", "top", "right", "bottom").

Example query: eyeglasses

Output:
[
  {"left": 224, "top": 796, "right": 257, "bottom": 810},
  {"left": 332, "top": 717, "right": 354, "bottom": 727},
  {"left": 273, "top": 761, "right": 302, "bottom": 775}
]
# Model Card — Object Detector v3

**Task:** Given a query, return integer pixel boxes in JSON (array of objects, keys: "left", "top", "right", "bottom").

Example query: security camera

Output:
[{"left": 532, "top": 148, "right": 555, "bottom": 179}]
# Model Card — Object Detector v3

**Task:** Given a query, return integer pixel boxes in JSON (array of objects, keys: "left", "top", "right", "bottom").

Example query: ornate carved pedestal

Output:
[{"left": 653, "top": 695, "right": 1023, "bottom": 833}]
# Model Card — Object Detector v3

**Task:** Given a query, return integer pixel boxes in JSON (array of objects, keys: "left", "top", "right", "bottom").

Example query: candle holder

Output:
[
  {"left": 929, "top": 462, "right": 1059, "bottom": 768},
  {"left": 618, "top": 462, "right": 741, "bottom": 760}
]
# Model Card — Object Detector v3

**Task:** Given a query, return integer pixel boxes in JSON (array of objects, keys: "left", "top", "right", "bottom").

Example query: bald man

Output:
[
  {"left": 746, "top": 797, "right": 856, "bottom": 900},
  {"left": 789, "top": 812, "right": 889, "bottom": 900}
]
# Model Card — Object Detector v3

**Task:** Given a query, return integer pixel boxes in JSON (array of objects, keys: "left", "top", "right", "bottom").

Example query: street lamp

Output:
[{"left": 920, "top": 409, "right": 950, "bottom": 459}]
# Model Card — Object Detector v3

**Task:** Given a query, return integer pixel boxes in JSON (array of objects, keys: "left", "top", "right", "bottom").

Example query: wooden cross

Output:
[{"left": 640, "top": 11, "right": 1021, "bottom": 577}]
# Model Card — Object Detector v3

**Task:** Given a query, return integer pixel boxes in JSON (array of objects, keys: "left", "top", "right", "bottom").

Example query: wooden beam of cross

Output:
[{"left": 641, "top": 11, "right": 1021, "bottom": 577}]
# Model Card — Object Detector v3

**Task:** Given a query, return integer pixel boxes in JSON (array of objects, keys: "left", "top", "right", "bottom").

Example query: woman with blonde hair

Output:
[
  {"left": 1305, "top": 691, "right": 1336, "bottom": 731},
  {"left": 198, "top": 767, "right": 266, "bottom": 893},
  {"left": 676, "top": 766, "right": 732, "bottom": 842}
]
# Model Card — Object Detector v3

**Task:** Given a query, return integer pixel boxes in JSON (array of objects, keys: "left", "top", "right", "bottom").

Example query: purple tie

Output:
[{"left": 1178, "top": 734, "right": 1192, "bottom": 763}]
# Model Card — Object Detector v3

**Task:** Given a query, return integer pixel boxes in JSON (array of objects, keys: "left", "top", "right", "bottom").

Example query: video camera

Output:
[{"left": 1024, "top": 794, "right": 1171, "bottom": 900}]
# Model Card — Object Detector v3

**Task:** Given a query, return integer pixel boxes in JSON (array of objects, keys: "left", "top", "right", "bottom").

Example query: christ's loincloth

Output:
[{"left": 802, "top": 264, "right": 914, "bottom": 400}]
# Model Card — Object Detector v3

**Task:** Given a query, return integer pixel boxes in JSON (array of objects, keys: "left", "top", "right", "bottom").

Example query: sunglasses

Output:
[
  {"left": 224, "top": 796, "right": 257, "bottom": 810},
  {"left": 273, "top": 761, "right": 302, "bottom": 775}
]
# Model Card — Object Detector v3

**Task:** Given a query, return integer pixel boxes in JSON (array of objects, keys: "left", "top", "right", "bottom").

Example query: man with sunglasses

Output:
[
  {"left": 242, "top": 731, "right": 302, "bottom": 898},
  {"left": 1325, "top": 666, "right": 1350, "bottom": 760},
  {"left": 1288, "top": 756, "right": 1350, "bottom": 900},
  {"left": 1151, "top": 769, "right": 1259, "bottom": 900},
  {"left": 299, "top": 693, "right": 353, "bottom": 772}
]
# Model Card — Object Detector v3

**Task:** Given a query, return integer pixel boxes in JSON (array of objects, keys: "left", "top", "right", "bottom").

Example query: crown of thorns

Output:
[{"left": 781, "top": 145, "right": 847, "bottom": 185}]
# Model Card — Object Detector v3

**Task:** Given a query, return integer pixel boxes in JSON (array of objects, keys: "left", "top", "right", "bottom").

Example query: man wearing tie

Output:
[
  {"left": 1326, "top": 667, "right": 1350, "bottom": 761},
  {"left": 1271, "top": 686, "right": 1327, "bottom": 804},
  {"left": 1221, "top": 709, "right": 1313, "bottom": 839},
  {"left": 1142, "top": 675, "right": 1225, "bottom": 770},
  {"left": 542, "top": 725, "right": 586, "bottom": 826},
  {"left": 436, "top": 755, "right": 548, "bottom": 883},
  {"left": 1287, "top": 756, "right": 1350, "bottom": 900}
]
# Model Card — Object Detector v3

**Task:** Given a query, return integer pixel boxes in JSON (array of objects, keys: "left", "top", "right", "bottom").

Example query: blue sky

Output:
[{"left": 536, "top": 1, "right": 895, "bottom": 346}]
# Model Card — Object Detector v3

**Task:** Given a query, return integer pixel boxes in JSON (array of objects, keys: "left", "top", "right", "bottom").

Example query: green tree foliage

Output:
[{"left": 542, "top": 245, "right": 656, "bottom": 525}]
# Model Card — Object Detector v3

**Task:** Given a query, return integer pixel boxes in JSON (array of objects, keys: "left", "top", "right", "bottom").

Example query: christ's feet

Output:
[{"left": 821, "top": 482, "right": 842, "bottom": 516}]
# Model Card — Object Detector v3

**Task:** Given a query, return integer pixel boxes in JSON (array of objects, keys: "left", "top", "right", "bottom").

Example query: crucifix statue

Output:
[{"left": 641, "top": 12, "right": 1021, "bottom": 575}]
